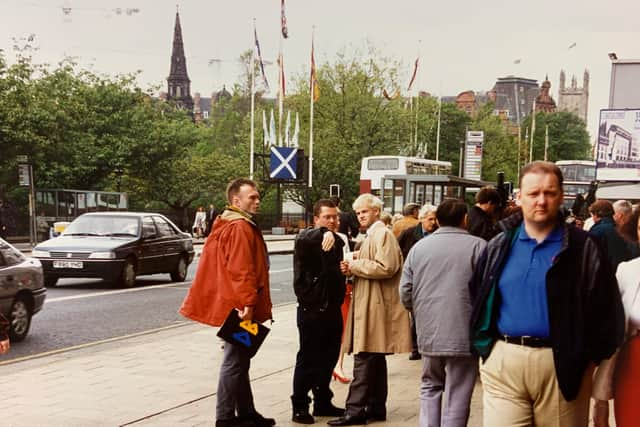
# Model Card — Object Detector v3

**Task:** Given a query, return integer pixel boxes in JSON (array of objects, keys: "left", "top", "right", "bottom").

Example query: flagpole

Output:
[
  {"left": 249, "top": 18, "right": 256, "bottom": 179},
  {"left": 309, "top": 27, "right": 315, "bottom": 188},
  {"left": 414, "top": 40, "right": 421, "bottom": 156},
  {"left": 517, "top": 125, "right": 522, "bottom": 183},
  {"left": 529, "top": 99, "right": 536, "bottom": 162},
  {"left": 544, "top": 124, "right": 549, "bottom": 161}
]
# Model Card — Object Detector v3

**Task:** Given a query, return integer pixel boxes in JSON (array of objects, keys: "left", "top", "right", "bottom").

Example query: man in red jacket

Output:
[{"left": 180, "top": 178, "right": 273, "bottom": 427}]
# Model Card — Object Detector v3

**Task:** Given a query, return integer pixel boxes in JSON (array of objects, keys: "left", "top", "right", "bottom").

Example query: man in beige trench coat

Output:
[{"left": 328, "top": 193, "right": 412, "bottom": 426}]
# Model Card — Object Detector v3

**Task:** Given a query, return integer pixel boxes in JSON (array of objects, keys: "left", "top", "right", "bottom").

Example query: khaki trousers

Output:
[{"left": 479, "top": 340, "right": 593, "bottom": 427}]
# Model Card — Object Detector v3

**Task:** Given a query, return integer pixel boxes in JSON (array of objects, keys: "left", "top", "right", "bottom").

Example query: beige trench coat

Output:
[{"left": 343, "top": 223, "right": 412, "bottom": 355}]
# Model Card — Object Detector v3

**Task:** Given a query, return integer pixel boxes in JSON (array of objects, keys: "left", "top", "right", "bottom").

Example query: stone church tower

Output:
[
  {"left": 558, "top": 70, "right": 589, "bottom": 124},
  {"left": 166, "top": 9, "right": 193, "bottom": 111}
]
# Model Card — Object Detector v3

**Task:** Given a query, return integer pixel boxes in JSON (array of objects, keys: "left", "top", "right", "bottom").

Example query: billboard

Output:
[
  {"left": 463, "top": 131, "right": 484, "bottom": 181},
  {"left": 596, "top": 109, "right": 640, "bottom": 181}
]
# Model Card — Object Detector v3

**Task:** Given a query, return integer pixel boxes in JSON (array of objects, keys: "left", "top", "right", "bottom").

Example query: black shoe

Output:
[
  {"left": 242, "top": 412, "right": 276, "bottom": 427},
  {"left": 215, "top": 418, "right": 253, "bottom": 427},
  {"left": 409, "top": 351, "right": 421, "bottom": 360},
  {"left": 326, "top": 414, "right": 367, "bottom": 426},
  {"left": 313, "top": 404, "right": 345, "bottom": 417},
  {"left": 292, "top": 410, "right": 315, "bottom": 424}
]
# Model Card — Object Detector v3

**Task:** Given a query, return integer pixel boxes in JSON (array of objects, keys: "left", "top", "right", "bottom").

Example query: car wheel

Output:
[
  {"left": 170, "top": 256, "right": 188, "bottom": 282},
  {"left": 9, "top": 295, "right": 32, "bottom": 342},
  {"left": 44, "top": 276, "right": 58, "bottom": 288},
  {"left": 118, "top": 258, "right": 137, "bottom": 288}
]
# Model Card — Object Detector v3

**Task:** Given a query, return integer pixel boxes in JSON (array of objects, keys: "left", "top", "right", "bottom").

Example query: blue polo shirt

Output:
[{"left": 496, "top": 225, "right": 563, "bottom": 338}]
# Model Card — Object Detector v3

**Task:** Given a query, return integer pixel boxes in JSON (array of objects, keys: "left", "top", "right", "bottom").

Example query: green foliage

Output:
[{"left": 520, "top": 111, "right": 592, "bottom": 163}]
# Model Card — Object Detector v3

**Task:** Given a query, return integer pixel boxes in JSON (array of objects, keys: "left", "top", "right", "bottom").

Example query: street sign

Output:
[
  {"left": 18, "top": 163, "right": 31, "bottom": 186},
  {"left": 330, "top": 184, "right": 340, "bottom": 198},
  {"left": 464, "top": 131, "right": 484, "bottom": 181},
  {"left": 270, "top": 146, "right": 298, "bottom": 180}
]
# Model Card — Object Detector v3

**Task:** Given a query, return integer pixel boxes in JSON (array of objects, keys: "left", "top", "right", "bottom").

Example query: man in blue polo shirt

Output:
[{"left": 470, "top": 161, "right": 624, "bottom": 426}]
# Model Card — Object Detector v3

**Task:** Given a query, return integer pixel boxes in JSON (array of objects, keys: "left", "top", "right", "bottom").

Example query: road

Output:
[{"left": 2, "top": 254, "right": 295, "bottom": 363}]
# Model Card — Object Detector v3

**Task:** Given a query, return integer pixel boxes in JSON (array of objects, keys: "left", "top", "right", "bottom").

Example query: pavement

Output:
[{"left": 0, "top": 302, "right": 482, "bottom": 427}]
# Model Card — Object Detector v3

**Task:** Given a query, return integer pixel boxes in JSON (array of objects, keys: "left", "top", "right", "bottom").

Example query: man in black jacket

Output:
[
  {"left": 291, "top": 199, "right": 346, "bottom": 424},
  {"left": 467, "top": 186, "right": 501, "bottom": 241},
  {"left": 469, "top": 161, "right": 624, "bottom": 426}
]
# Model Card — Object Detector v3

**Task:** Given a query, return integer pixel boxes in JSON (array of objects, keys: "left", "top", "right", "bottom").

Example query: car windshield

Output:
[{"left": 62, "top": 216, "right": 140, "bottom": 237}]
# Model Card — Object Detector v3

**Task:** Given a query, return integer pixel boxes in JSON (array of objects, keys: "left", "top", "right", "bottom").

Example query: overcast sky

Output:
[{"left": 2, "top": 0, "right": 640, "bottom": 138}]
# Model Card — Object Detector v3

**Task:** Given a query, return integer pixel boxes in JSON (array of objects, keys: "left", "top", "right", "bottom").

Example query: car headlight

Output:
[
  {"left": 31, "top": 250, "right": 50, "bottom": 258},
  {"left": 89, "top": 251, "right": 116, "bottom": 259}
]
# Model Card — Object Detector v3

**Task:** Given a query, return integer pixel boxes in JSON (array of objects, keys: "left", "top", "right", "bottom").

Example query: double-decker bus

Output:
[
  {"left": 555, "top": 160, "right": 596, "bottom": 209},
  {"left": 359, "top": 155, "right": 491, "bottom": 213},
  {"left": 360, "top": 156, "right": 452, "bottom": 196}
]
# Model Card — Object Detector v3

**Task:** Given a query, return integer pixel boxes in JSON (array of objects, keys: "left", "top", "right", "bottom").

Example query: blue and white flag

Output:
[{"left": 270, "top": 146, "right": 298, "bottom": 179}]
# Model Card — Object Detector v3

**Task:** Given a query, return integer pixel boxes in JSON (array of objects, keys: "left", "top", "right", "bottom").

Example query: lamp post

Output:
[{"left": 114, "top": 168, "right": 124, "bottom": 193}]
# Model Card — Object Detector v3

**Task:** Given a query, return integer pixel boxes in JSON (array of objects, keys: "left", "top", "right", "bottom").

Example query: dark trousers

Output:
[
  {"left": 216, "top": 340, "right": 256, "bottom": 420},
  {"left": 410, "top": 313, "right": 419, "bottom": 353},
  {"left": 345, "top": 352, "right": 388, "bottom": 417},
  {"left": 291, "top": 306, "right": 343, "bottom": 411}
]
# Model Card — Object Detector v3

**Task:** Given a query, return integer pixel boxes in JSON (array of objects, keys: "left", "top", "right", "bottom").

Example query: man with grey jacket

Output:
[{"left": 400, "top": 200, "right": 486, "bottom": 427}]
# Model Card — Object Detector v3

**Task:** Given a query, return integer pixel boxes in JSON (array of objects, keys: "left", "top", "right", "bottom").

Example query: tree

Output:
[{"left": 520, "top": 111, "right": 591, "bottom": 163}]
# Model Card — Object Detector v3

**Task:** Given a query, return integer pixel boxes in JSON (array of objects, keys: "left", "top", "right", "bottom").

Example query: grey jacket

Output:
[{"left": 400, "top": 226, "right": 486, "bottom": 356}]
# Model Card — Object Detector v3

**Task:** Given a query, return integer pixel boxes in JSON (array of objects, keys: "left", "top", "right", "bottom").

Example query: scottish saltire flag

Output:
[
  {"left": 270, "top": 146, "right": 297, "bottom": 179},
  {"left": 254, "top": 26, "right": 269, "bottom": 91}
]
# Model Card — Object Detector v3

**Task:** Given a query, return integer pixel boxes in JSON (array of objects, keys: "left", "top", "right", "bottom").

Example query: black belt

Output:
[{"left": 500, "top": 335, "right": 552, "bottom": 348}]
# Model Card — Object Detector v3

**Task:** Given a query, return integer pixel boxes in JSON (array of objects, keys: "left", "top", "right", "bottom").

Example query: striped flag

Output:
[
  {"left": 281, "top": 0, "right": 289, "bottom": 39},
  {"left": 254, "top": 25, "right": 269, "bottom": 91},
  {"left": 407, "top": 57, "right": 419, "bottom": 92},
  {"left": 310, "top": 41, "right": 320, "bottom": 102}
]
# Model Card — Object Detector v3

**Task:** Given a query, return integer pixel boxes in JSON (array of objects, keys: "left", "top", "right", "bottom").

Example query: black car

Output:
[{"left": 32, "top": 212, "right": 194, "bottom": 288}]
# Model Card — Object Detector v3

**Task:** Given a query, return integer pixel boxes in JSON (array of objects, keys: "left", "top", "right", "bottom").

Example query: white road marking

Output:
[
  {"left": 46, "top": 282, "right": 190, "bottom": 303},
  {"left": 45, "top": 268, "right": 293, "bottom": 303}
]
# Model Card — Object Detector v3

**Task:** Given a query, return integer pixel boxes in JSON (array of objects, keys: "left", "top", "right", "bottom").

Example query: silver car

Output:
[{"left": 0, "top": 238, "right": 46, "bottom": 341}]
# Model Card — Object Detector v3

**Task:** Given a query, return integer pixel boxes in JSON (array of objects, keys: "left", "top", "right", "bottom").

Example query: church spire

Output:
[{"left": 167, "top": 7, "right": 193, "bottom": 111}]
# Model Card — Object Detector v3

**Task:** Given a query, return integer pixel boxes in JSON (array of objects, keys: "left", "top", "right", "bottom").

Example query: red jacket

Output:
[{"left": 180, "top": 207, "right": 272, "bottom": 326}]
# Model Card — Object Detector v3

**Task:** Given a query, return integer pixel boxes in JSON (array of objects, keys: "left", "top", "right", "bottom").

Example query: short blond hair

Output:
[{"left": 353, "top": 193, "right": 383, "bottom": 212}]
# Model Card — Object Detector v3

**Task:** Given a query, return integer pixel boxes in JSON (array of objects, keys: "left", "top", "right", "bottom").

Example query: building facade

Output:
[
  {"left": 492, "top": 76, "right": 539, "bottom": 124},
  {"left": 558, "top": 70, "right": 589, "bottom": 123},
  {"left": 535, "top": 76, "right": 556, "bottom": 113}
]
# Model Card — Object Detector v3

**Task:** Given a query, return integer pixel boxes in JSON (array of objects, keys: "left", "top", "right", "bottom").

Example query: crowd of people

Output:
[{"left": 177, "top": 162, "right": 640, "bottom": 427}]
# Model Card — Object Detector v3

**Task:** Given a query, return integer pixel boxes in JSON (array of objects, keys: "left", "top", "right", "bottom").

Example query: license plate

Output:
[{"left": 53, "top": 260, "right": 83, "bottom": 269}]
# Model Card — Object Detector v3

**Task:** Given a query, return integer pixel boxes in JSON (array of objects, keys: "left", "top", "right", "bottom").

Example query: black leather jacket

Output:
[
  {"left": 293, "top": 227, "right": 346, "bottom": 311},
  {"left": 469, "top": 212, "right": 625, "bottom": 401}
]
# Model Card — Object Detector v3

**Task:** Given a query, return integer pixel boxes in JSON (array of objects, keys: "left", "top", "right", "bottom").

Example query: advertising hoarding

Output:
[{"left": 596, "top": 109, "right": 640, "bottom": 181}]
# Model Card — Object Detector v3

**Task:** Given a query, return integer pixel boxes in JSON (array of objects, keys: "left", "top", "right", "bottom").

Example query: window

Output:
[
  {"left": 367, "top": 158, "right": 399, "bottom": 171},
  {"left": 142, "top": 217, "right": 157, "bottom": 238},
  {"left": 153, "top": 216, "right": 176, "bottom": 237},
  {"left": 0, "top": 242, "right": 25, "bottom": 267}
]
